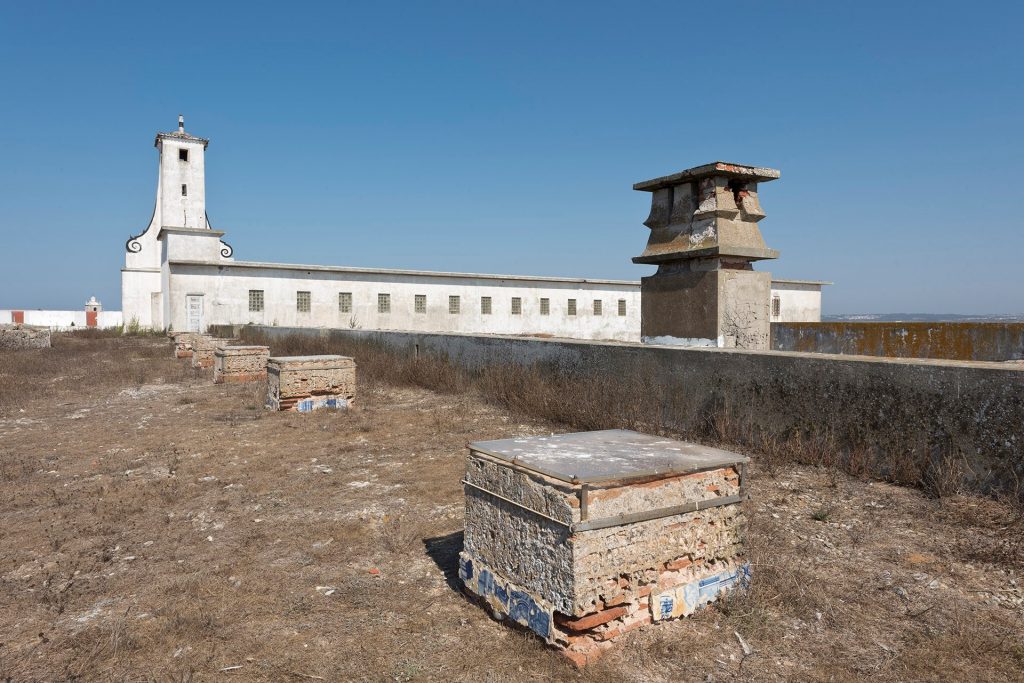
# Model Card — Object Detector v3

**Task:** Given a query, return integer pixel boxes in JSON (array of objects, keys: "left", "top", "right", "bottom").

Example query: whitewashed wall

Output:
[
  {"left": 165, "top": 262, "right": 643, "bottom": 341},
  {"left": 0, "top": 310, "right": 123, "bottom": 330},
  {"left": 770, "top": 282, "right": 825, "bottom": 323}
]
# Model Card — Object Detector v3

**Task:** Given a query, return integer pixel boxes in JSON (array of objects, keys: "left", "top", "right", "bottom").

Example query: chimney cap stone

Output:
[{"left": 634, "top": 161, "right": 780, "bottom": 192}]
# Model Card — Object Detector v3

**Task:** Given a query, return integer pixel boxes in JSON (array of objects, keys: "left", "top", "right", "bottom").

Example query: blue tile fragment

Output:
[
  {"left": 458, "top": 556, "right": 473, "bottom": 582},
  {"left": 659, "top": 594, "right": 674, "bottom": 619},
  {"left": 509, "top": 590, "right": 549, "bottom": 639}
]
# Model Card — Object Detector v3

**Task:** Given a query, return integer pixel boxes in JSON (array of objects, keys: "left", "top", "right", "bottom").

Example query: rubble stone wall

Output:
[
  {"left": 190, "top": 337, "right": 238, "bottom": 368},
  {"left": 0, "top": 325, "right": 52, "bottom": 350},
  {"left": 173, "top": 332, "right": 202, "bottom": 359}
]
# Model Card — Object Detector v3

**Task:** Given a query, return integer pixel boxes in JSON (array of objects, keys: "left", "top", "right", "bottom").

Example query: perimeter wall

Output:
[
  {"left": 772, "top": 322, "right": 1024, "bottom": 362},
  {"left": 241, "top": 325, "right": 1024, "bottom": 499}
]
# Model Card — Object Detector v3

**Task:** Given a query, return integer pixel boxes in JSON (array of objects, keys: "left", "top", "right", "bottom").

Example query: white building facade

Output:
[{"left": 122, "top": 119, "right": 826, "bottom": 342}]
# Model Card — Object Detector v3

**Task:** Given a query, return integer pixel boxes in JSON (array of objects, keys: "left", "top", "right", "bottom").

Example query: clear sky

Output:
[{"left": 1, "top": 1, "right": 1021, "bottom": 314}]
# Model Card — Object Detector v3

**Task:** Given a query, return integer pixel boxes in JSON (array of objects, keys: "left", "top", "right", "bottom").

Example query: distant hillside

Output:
[{"left": 824, "top": 313, "right": 1024, "bottom": 323}]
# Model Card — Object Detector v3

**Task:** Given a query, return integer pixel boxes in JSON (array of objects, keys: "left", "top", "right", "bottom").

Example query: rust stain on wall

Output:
[{"left": 771, "top": 322, "right": 1024, "bottom": 362}]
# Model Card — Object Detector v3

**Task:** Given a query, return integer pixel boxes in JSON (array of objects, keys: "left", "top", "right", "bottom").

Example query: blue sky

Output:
[{"left": 1, "top": 1, "right": 1021, "bottom": 314}]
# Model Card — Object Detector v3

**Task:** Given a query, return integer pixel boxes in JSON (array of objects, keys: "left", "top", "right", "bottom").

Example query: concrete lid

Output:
[
  {"left": 267, "top": 355, "right": 356, "bottom": 368},
  {"left": 634, "top": 162, "right": 780, "bottom": 192},
  {"left": 215, "top": 345, "right": 269, "bottom": 355},
  {"left": 770, "top": 278, "right": 834, "bottom": 286},
  {"left": 469, "top": 429, "right": 747, "bottom": 484}
]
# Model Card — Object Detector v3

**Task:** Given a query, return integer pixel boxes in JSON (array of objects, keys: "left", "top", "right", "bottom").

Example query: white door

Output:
[{"left": 186, "top": 295, "right": 204, "bottom": 332}]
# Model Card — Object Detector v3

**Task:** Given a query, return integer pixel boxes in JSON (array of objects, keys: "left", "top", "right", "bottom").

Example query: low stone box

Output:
[
  {"left": 459, "top": 430, "right": 749, "bottom": 666},
  {"left": 191, "top": 337, "right": 239, "bottom": 369},
  {"left": 214, "top": 345, "right": 270, "bottom": 384},
  {"left": 173, "top": 332, "right": 202, "bottom": 359},
  {"left": 265, "top": 355, "right": 356, "bottom": 412}
]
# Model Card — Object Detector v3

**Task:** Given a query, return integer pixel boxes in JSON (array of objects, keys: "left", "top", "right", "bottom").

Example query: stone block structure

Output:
[
  {"left": 214, "top": 345, "right": 270, "bottom": 384},
  {"left": 459, "top": 430, "right": 749, "bottom": 666},
  {"left": 0, "top": 324, "right": 52, "bottom": 350},
  {"left": 265, "top": 355, "right": 357, "bottom": 411},
  {"left": 634, "top": 162, "right": 780, "bottom": 350},
  {"left": 190, "top": 336, "right": 239, "bottom": 368},
  {"left": 172, "top": 331, "right": 203, "bottom": 359}
]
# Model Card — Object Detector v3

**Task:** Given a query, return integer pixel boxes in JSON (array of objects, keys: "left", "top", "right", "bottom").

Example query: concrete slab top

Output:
[
  {"left": 469, "top": 429, "right": 747, "bottom": 484},
  {"left": 633, "top": 161, "right": 780, "bottom": 192},
  {"left": 215, "top": 345, "right": 269, "bottom": 354},
  {"left": 267, "top": 355, "right": 356, "bottom": 370}
]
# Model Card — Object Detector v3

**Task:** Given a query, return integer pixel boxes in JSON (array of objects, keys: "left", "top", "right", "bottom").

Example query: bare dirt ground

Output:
[{"left": 0, "top": 335, "right": 1022, "bottom": 682}]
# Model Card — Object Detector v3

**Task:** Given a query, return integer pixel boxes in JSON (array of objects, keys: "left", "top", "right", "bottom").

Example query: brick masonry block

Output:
[
  {"left": 460, "top": 430, "right": 750, "bottom": 665},
  {"left": 265, "top": 355, "right": 357, "bottom": 412},
  {"left": 214, "top": 345, "right": 270, "bottom": 384}
]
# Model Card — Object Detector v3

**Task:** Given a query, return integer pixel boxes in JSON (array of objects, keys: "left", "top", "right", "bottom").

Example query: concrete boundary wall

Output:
[
  {"left": 246, "top": 326, "right": 1024, "bottom": 495},
  {"left": 772, "top": 322, "right": 1024, "bottom": 362}
]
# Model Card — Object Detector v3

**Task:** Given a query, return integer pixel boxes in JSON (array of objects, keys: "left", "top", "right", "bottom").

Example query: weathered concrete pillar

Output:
[{"left": 633, "top": 162, "right": 780, "bottom": 349}]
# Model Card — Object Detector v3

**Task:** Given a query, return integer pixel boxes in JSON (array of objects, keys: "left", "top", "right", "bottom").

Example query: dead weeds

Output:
[{"left": 0, "top": 335, "right": 1021, "bottom": 681}]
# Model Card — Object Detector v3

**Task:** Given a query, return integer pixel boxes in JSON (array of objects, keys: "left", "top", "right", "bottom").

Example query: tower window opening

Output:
[
  {"left": 181, "top": 184, "right": 187, "bottom": 196},
  {"left": 178, "top": 148, "right": 189, "bottom": 162}
]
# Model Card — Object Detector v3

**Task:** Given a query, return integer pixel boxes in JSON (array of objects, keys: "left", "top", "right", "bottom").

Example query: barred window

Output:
[
  {"left": 481, "top": 296, "right": 492, "bottom": 315},
  {"left": 339, "top": 292, "right": 352, "bottom": 313},
  {"left": 593, "top": 300, "right": 602, "bottom": 316},
  {"left": 415, "top": 294, "right": 426, "bottom": 313},
  {"left": 618, "top": 299, "right": 627, "bottom": 316},
  {"left": 540, "top": 298, "right": 550, "bottom": 315},
  {"left": 449, "top": 295, "right": 460, "bottom": 314},
  {"left": 248, "top": 289, "right": 264, "bottom": 312},
  {"left": 567, "top": 298, "right": 577, "bottom": 316},
  {"left": 378, "top": 293, "right": 391, "bottom": 314},
  {"left": 771, "top": 295, "right": 781, "bottom": 318},
  {"left": 511, "top": 297, "right": 522, "bottom": 315},
  {"left": 296, "top": 291, "right": 311, "bottom": 312}
]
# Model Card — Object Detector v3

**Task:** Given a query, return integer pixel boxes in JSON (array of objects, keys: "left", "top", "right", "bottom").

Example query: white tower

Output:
[{"left": 122, "top": 115, "right": 229, "bottom": 330}]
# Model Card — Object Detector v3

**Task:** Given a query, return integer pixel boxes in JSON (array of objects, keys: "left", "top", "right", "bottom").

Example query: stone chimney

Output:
[{"left": 633, "top": 162, "right": 780, "bottom": 349}]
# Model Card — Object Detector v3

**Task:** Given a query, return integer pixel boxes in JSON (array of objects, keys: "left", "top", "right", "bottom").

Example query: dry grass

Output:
[
  {"left": 0, "top": 335, "right": 1021, "bottom": 681},
  {"left": 242, "top": 330, "right": 1024, "bottom": 506}
]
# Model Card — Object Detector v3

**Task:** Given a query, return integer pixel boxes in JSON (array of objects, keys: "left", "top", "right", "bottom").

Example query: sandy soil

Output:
[{"left": 0, "top": 335, "right": 1021, "bottom": 682}]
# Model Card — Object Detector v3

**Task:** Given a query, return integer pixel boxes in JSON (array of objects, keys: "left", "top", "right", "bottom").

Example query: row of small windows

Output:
[{"left": 247, "top": 290, "right": 628, "bottom": 316}]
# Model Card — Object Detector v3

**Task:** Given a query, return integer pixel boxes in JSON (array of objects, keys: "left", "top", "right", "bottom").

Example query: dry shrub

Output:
[
  {"left": 0, "top": 333, "right": 192, "bottom": 415},
  {"left": 236, "top": 329, "right": 1024, "bottom": 507}
]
